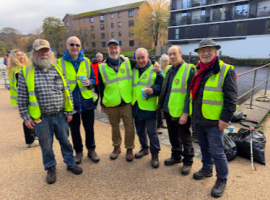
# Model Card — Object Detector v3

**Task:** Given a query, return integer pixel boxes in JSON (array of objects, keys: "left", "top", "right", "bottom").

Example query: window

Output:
[
  {"left": 91, "top": 34, "right": 95, "bottom": 39},
  {"left": 119, "top": 41, "right": 122, "bottom": 46},
  {"left": 101, "top": 33, "right": 105, "bottom": 39},
  {"left": 129, "top": 20, "right": 134, "bottom": 27},
  {"left": 111, "top": 32, "right": 114, "bottom": 37},
  {"left": 79, "top": 19, "right": 82, "bottom": 22},
  {"left": 129, "top": 40, "right": 134, "bottom": 46},
  {"left": 236, "top": 22, "right": 247, "bottom": 36},
  {"left": 66, "top": 30, "right": 69, "bottom": 33},
  {"left": 100, "top": 15, "right": 104, "bottom": 22},
  {"left": 266, "top": 20, "right": 270, "bottom": 34},
  {"left": 212, "top": 7, "right": 222, "bottom": 21},
  {"left": 119, "top": 31, "right": 122, "bottom": 37},
  {"left": 90, "top": 17, "right": 94, "bottom": 23},
  {"left": 208, "top": 25, "right": 219, "bottom": 37},
  {"left": 84, "top": 18, "right": 86, "bottom": 22},
  {"left": 129, "top": 10, "right": 134, "bottom": 17},
  {"left": 92, "top": 42, "right": 96, "bottom": 48},
  {"left": 100, "top": 24, "right": 104, "bottom": 30},
  {"left": 235, "top": 3, "right": 249, "bottom": 19},
  {"left": 181, "top": 12, "right": 188, "bottom": 24},
  {"left": 102, "top": 42, "right": 106, "bottom": 47},
  {"left": 182, "top": 0, "right": 190, "bottom": 9},
  {"left": 65, "top": 21, "right": 69, "bottom": 26},
  {"left": 75, "top": 20, "right": 77, "bottom": 23},
  {"left": 175, "top": 29, "right": 179, "bottom": 39},
  {"left": 185, "top": 27, "right": 190, "bottom": 39},
  {"left": 129, "top": 31, "right": 134, "bottom": 37},
  {"left": 118, "top": 22, "right": 121, "bottom": 27},
  {"left": 71, "top": 21, "right": 73, "bottom": 24},
  {"left": 111, "top": 23, "right": 114, "bottom": 28},
  {"left": 118, "top": 12, "right": 121, "bottom": 18},
  {"left": 85, "top": 42, "right": 88, "bottom": 47},
  {"left": 91, "top": 26, "right": 94, "bottom": 31},
  {"left": 111, "top": 14, "right": 113, "bottom": 19}
]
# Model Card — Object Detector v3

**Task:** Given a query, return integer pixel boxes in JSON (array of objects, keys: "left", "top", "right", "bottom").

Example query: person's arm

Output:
[
  {"left": 150, "top": 72, "right": 164, "bottom": 96},
  {"left": 98, "top": 69, "right": 105, "bottom": 107},
  {"left": 87, "top": 65, "right": 96, "bottom": 90},
  {"left": 17, "top": 71, "right": 31, "bottom": 122}
]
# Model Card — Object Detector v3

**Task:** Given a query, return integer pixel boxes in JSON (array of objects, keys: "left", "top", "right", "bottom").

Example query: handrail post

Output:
[
  {"left": 263, "top": 64, "right": 270, "bottom": 96},
  {"left": 247, "top": 70, "right": 257, "bottom": 109}
]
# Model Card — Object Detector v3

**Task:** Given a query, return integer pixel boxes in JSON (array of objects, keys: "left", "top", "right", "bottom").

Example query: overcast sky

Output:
[{"left": 0, "top": 0, "right": 143, "bottom": 34}]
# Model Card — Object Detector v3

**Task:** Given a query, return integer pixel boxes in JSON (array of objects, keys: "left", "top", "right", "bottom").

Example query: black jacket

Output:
[{"left": 192, "top": 58, "right": 238, "bottom": 126}]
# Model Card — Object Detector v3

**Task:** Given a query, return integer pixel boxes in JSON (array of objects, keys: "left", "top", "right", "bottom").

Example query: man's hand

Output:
[
  {"left": 143, "top": 88, "right": 154, "bottom": 95},
  {"left": 101, "top": 107, "right": 106, "bottom": 113},
  {"left": 153, "top": 61, "right": 161, "bottom": 73},
  {"left": 83, "top": 78, "right": 91, "bottom": 86},
  {"left": 179, "top": 113, "right": 188, "bottom": 125},
  {"left": 66, "top": 115, "right": 73, "bottom": 123},
  {"left": 25, "top": 119, "right": 35, "bottom": 129},
  {"left": 218, "top": 119, "right": 229, "bottom": 131}
]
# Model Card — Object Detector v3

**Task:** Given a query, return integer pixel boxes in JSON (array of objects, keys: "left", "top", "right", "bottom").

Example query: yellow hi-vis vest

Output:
[
  {"left": 57, "top": 57, "right": 96, "bottom": 100},
  {"left": 168, "top": 63, "right": 195, "bottom": 118},
  {"left": 189, "top": 60, "right": 234, "bottom": 120},
  {"left": 164, "top": 65, "right": 172, "bottom": 75},
  {"left": 9, "top": 67, "right": 22, "bottom": 105},
  {"left": 132, "top": 64, "right": 157, "bottom": 111},
  {"left": 22, "top": 64, "right": 73, "bottom": 120},
  {"left": 99, "top": 56, "right": 132, "bottom": 107}
]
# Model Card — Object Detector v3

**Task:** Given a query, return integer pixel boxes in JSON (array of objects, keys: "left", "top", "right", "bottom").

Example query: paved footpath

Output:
[{"left": 0, "top": 90, "right": 270, "bottom": 200}]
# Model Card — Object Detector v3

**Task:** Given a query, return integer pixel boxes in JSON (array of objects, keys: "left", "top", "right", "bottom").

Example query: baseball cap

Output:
[
  {"left": 107, "top": 39, "right": 119, "bottom": 46},
  {"left": 33, "top": 39, "right": 50, "bottom": 51},
  {"left": 194, "top": 38, "right": 221, "bottom": 52}
]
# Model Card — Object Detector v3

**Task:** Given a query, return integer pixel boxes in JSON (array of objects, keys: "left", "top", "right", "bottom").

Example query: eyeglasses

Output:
[{"left": 69, "top": 43, "right": 81, "bottom": 47}]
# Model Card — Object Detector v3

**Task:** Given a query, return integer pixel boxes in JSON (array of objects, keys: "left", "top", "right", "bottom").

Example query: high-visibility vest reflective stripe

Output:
[
  {"left": 9, "top": 67, "right": 22, "bottom": 105},
  {"left": 168, "top": 63, "right": 194, "bottom": 117},
  {"left": 22, "top": 64, "right": 73, "bottom": 119},
  {"left": 189, "top": 60, "right": 234, "bottom": 120},
  {"left": 164, "top": 65, "right": 172, "bottom": 76},
  {"left": 132, "top": 64, "right": 157, "bottom": 111},
  {"left": 99, "top": 56, "right": 132, "bottom": 107},
  {"left": 57, "top": 57, "right": 95, "bottom": 100}
]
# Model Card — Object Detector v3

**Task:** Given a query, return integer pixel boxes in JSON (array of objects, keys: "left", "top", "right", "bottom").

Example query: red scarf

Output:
[{"left": 189, "top": 55, "right": 216, "bottom": 100}]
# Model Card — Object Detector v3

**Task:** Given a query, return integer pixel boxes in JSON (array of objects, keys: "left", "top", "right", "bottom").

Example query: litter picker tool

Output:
[{"left": 249, "top": 126, "right": 257, "bottom": 171}]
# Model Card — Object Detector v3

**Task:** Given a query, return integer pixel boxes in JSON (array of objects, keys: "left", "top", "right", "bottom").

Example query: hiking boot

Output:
[
  {"left": 211, "top": 177, "right": 227, "bottom": 198},
  {"left": 75, "top": 152, "right": 83, "bottom": 164},
  {"left": 157, "top": 128, "right": 163, "bottom": 134},
  {"left": 110, "top": 146, "right": 121, "bottom": 160},
  {"left": 164, "top": 157, "right": 181, "bottom": 166},
  {"left": 88, "top": 150, "right": 100, "bottom": 162},
  {"left": 67, "top": 165, "right": 83, "bottom": 175},
  {"left": 126, "top": 149, "right": 134, "bottom": 162},
  {"left": 151, "top": 152, "right": 159, "bottom": 168},
  {"left": 46, "top": 166, "right": 56, "bottom": 184},
  {"left": 28, "top": 137, "right": 39, "bottom": 148},
  {"left": 135, "top": 148, "right": 149, "bottom": 159},
  {"left": 181, "top": 165, "right": 191, "bottom": 175},
  {"left": 193, "top": 168, "right": 213, "bottom": 180},
  {"left": 161, "top": 124, "right": 167, "bottom": 129}
]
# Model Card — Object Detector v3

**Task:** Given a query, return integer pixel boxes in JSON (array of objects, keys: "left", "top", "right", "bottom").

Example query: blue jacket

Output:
[{"left": 62, "top": 50, "right": 96, "bottom": 113}]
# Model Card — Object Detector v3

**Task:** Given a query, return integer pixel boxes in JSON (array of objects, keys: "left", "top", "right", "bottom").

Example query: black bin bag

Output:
[
  {"left": 228, "top": 128, "right": 266, "bottom": 165},
  {"left": 223, "top": 133, "right": 237, "bottom": 161}
]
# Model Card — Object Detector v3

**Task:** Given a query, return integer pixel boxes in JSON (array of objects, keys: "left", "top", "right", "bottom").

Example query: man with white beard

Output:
[{"left": 17, "top": 39, "right": 82, "bottom": 184}]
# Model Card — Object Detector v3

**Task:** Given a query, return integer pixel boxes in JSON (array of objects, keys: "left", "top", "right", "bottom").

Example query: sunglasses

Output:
[{"left": 69, "top": 43, "right": 81, "bottom": 47}]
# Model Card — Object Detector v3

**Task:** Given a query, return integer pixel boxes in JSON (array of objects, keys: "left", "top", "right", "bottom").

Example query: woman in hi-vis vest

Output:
[{"left": 8, "top": 49, "right": 39, "bottom": 148}]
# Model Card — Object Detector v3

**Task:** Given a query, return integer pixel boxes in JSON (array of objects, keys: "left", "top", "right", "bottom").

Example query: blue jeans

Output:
[
  {"left": 34, "top": 112, "right": 76, "bottom": 170},
  {"left": 135, "top": 118, "right": 160, "bottom": 153},
  {"left": 194, "top": 124, "right": 228, "bottom": 179}
]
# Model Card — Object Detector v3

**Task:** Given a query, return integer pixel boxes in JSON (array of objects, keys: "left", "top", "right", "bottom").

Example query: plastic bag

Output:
[
  {"left": 228, "top": 128, "right": 266, "bottom": 165},
  {"left": 231, "top": 110, "right": 246, "bottom": 123},
  {"left": 224, "top": 133, "right": 237, "bottom": 161}
]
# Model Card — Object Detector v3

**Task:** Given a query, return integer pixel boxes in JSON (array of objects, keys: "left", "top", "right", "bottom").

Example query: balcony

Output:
[{"left": 234, "top": 10, "right": 249, "bottom": 19}]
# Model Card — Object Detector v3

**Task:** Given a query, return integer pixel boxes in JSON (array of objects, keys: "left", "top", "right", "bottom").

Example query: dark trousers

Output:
[
  {"left": 164, "top": 112, "right": 194, "bottom": 166},
  {"left": 69, "top": 109, "right": 96, "bottom": 153},
  {"left": 94, "top": 85, "right": 99, "bottom": 106},
  {"left": 23, "top": 122, "right": 36, "bottom": 144},
  {"left": 157, "top": 110, "right": 163, "bottom": 129}
]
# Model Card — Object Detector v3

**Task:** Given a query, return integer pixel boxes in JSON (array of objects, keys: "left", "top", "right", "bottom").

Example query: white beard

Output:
[{"left": 33, "top": 56, "right": 51, "bottom": 69}]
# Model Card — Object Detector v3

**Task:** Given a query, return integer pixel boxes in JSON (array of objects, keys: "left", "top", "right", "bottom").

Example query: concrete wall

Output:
[{"left": 176, "top": 35, "right": 270, "bottom": 58}]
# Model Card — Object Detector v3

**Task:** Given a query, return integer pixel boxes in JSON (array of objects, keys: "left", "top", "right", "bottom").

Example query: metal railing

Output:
[{"left": 237, "top": 63, "right": 270, "bottom": 109}]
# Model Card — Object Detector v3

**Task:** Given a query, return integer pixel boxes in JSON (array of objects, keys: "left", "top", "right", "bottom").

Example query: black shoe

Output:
[
  {"left": 88, "top": 150, "right": 100, "bottom": 162},
  {"left": 46, "top": 166, "right": 56, "bottom": 184},
  {"left": 135, "top": 148, "right": 149, "bottom": 159},
  {"left": 67, "top": 165, "right": 83, "bottom": 175},
  {"left": 151, "top": 152, "right": 159, "bottom": 168},
  {"left": 164, "top": 157, "right": 181, "bottom": 166},
  {"left": 211, "top": 177, "right": 227, "bottom": 198},
  {"left": 193, "top": 168, "right": 213, "bottom": 180},
  {"left": 181, "top": 165, "right": 191, "bottom": 175}
]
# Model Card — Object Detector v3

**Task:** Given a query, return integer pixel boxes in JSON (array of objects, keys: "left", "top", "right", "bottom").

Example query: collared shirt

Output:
[{"left": 17, "top": 64, "right": 74, "bottom": 122}]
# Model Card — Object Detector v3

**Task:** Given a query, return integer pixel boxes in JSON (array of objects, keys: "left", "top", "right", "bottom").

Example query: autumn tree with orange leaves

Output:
[{"left": 132, "top": 0, "right": 170, "bottom": 47}]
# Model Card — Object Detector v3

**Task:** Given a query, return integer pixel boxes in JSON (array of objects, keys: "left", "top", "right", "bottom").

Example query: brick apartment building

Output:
[{"left": 61, "top": 1, "right": 153, "bottom": 52}]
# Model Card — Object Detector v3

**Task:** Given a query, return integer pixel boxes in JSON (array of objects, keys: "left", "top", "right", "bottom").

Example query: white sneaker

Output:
[{"left": 28, "top": 137, "right": 39, "bottom": 148}]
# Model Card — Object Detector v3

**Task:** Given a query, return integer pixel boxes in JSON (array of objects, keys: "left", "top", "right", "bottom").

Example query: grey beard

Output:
[{"left": 33, "top": 56, "right": 51, "bottom": 69}]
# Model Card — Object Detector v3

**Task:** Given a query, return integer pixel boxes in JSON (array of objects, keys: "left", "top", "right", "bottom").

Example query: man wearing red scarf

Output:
[{"left": 189, "top": 39, "right": 237, "bottom": 198}]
